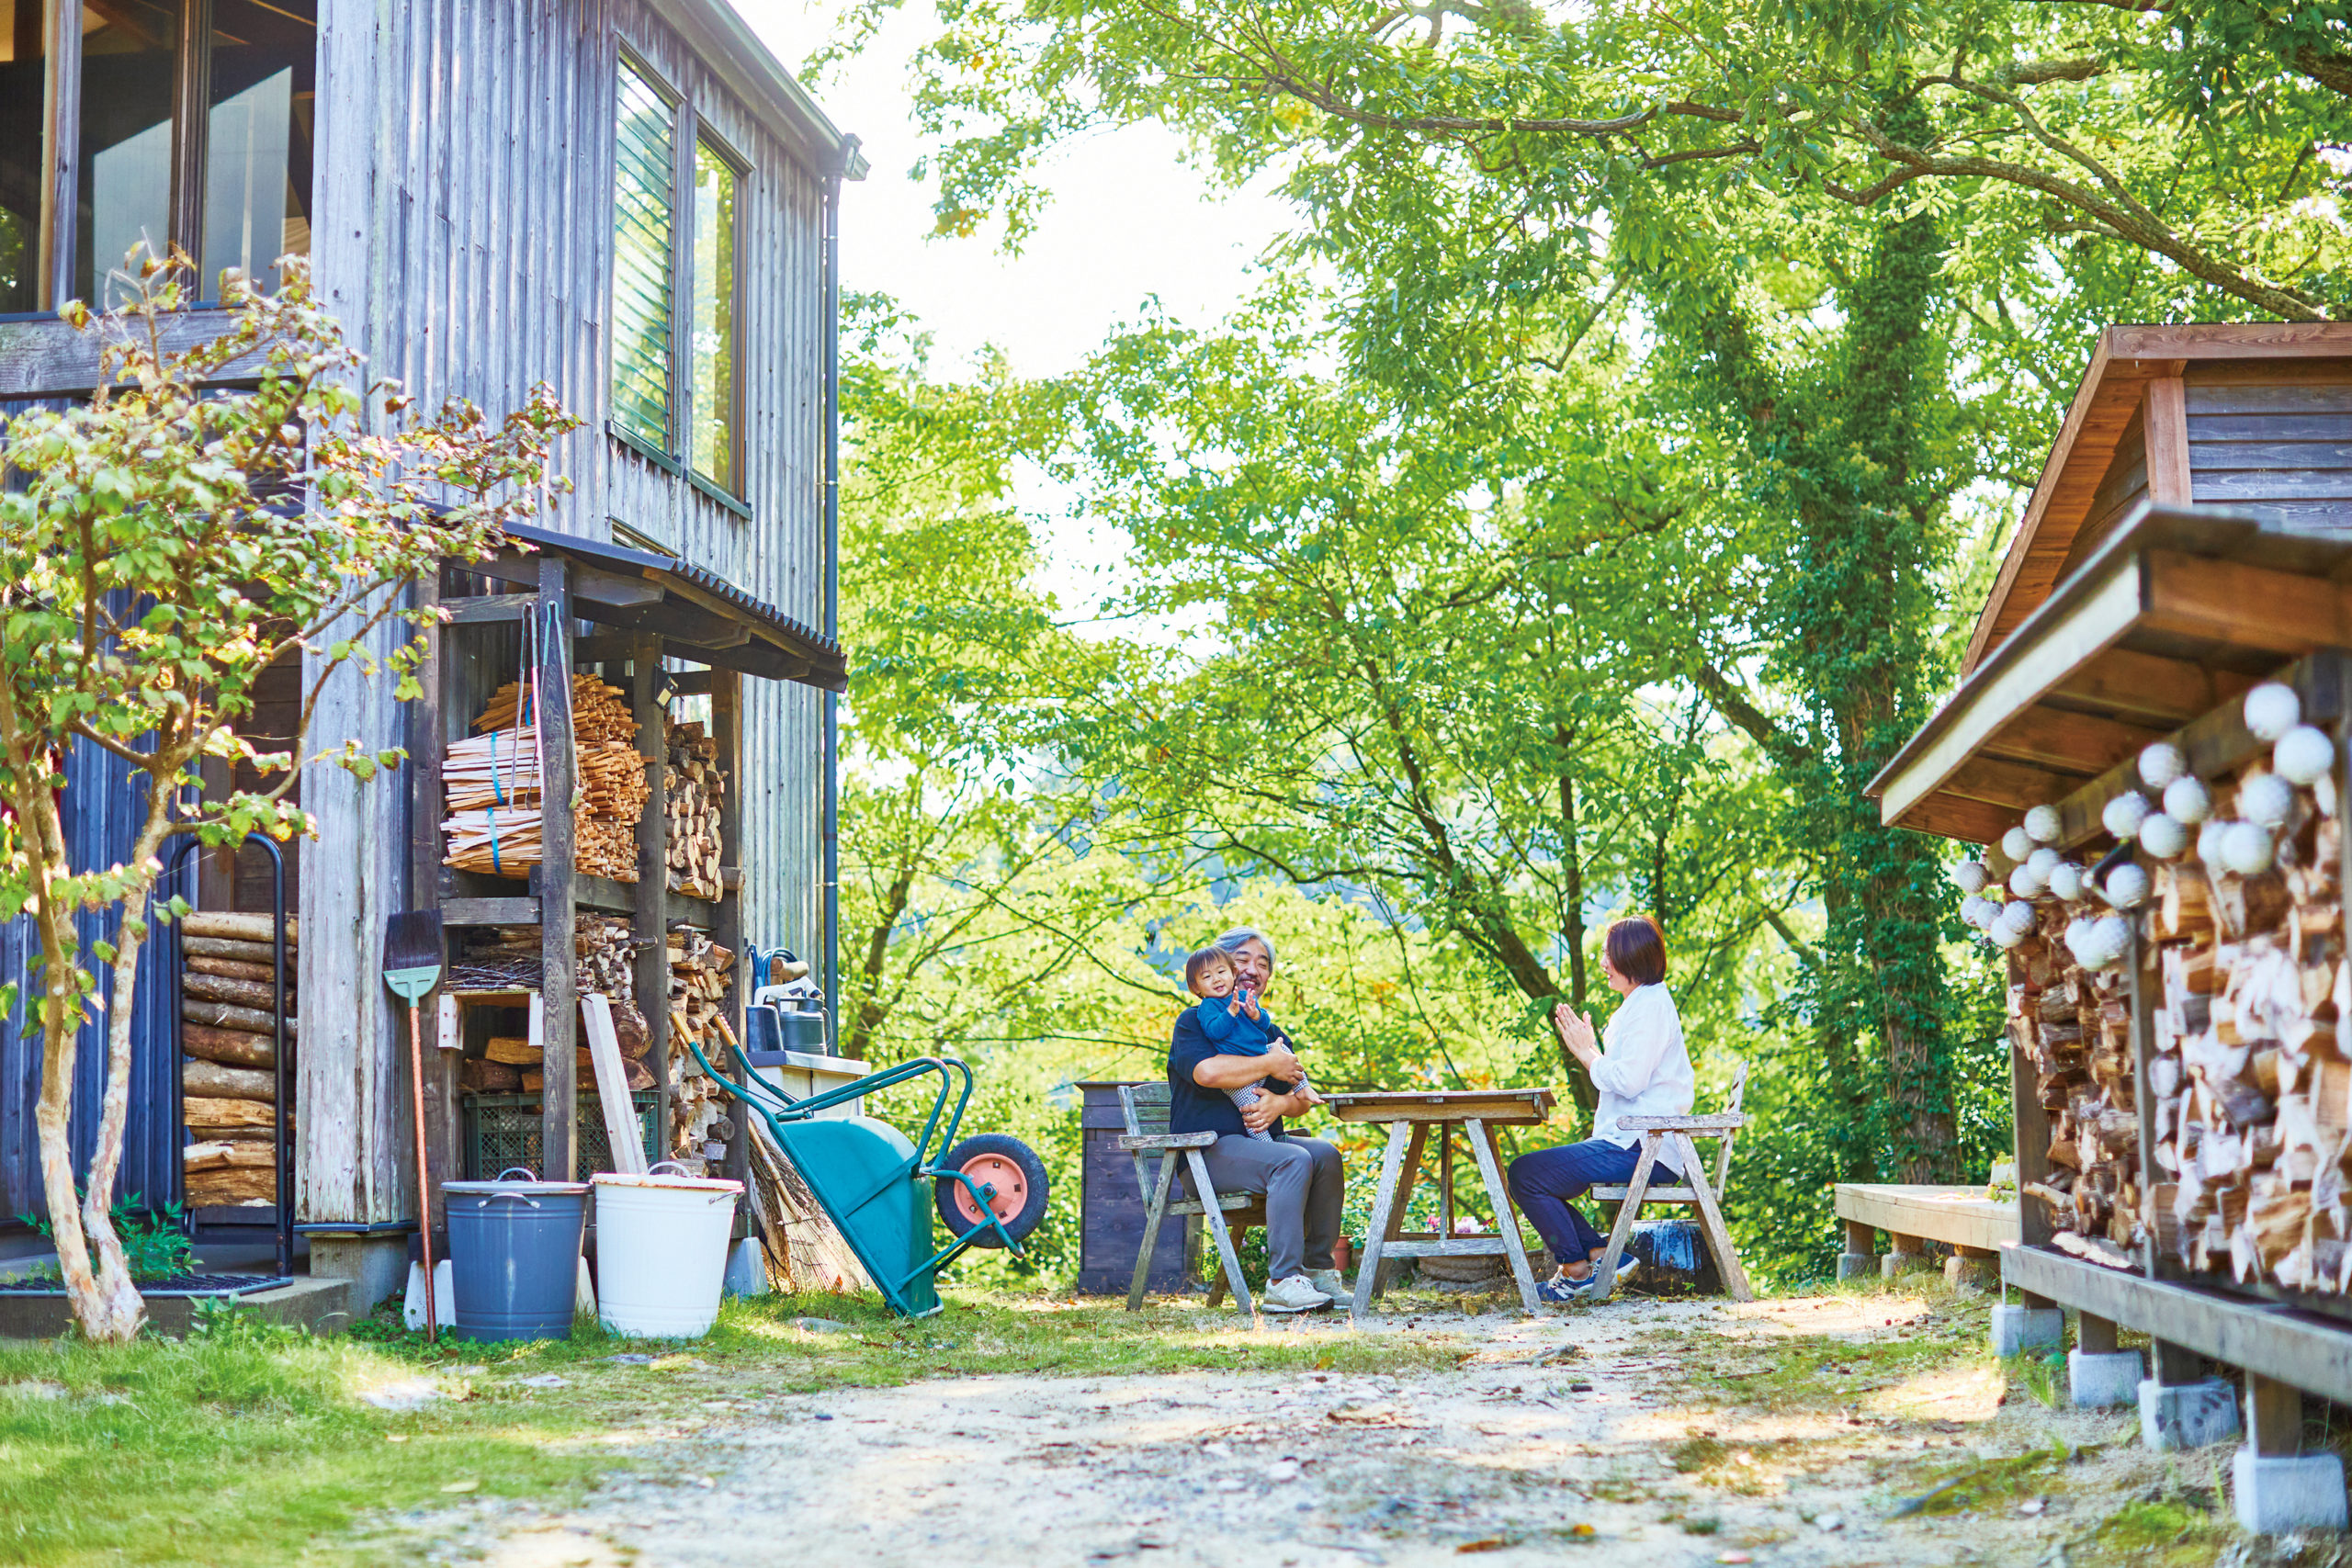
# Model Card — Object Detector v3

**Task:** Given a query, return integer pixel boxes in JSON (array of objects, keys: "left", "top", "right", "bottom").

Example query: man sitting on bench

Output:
[{"left": 1165, "top": 927, "right": 1347, "bottom": 1313}]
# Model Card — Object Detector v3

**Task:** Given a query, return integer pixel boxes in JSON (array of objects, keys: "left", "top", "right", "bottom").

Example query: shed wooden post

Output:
[
  {"left": 296, "top": 585, "right": 413, "bottom": 1308},
  {"left": 712, "top": 668, "right": 748, "bottom": 1186},
  {"left": 2007, "top": 957, "right": 2058, "bottom": 1311},
  {"left": 2143, "top": 377, "right": 2191, "bottom": 505},
  {"left": 537, "top": 560, "right": 579, "bottom": 1179},
  {"left": 407, "top": 570, "right": 457, "bottom": 1228},
  {"left": 631, "top": 637, "right": 669, "bottom": 1170}
]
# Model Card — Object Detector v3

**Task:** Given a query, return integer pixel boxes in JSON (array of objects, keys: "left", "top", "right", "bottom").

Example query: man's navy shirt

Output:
[{"left": 1167, "top": 1004, "right": 1293, "bottom": 1140}]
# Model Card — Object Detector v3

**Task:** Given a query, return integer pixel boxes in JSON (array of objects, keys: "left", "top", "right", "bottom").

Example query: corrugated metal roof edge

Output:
[
  {"left": 501, "top": 521, "right": 848, "bottom": 675},
  {"left": 656, "top": 0, "right": 868, "bottom": 180}
]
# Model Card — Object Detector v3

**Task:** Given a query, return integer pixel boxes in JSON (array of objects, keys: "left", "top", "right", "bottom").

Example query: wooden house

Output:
[
  {"left": 0, "top": 0, "right": 862, "bottom": 1303},
  {"left": 1871, "top": 323, "right": 2352, "bottom": 1527}
]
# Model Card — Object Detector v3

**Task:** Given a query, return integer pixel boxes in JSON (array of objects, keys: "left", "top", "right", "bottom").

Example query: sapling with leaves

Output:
[{"left": 0, "top": 247, "right": 579, "bottom": 1341}]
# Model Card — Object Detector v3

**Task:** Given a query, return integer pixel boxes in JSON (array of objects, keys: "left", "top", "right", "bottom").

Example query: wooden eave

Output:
[
  {"left": 479, "top": 522, "right": 848, "bottom": 692},
  {"left": 1869, "top": 502, "right": 2352, "bottom": 845},
  {"left": 1964, "top": 322, "right": 2352, "bottom": 675}
]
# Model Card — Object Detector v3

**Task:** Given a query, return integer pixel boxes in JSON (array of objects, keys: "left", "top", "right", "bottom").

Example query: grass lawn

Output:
[{"left": 0, "top": 1291, "right": 1470, "bottom": 1567}]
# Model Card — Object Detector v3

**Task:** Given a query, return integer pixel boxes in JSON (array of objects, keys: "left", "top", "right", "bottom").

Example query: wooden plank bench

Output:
[{"left": 1835, "top": 1183, "right": 2020, "bottom": 1288}]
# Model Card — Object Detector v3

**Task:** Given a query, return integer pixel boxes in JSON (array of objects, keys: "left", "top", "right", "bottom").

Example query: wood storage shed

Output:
[
  {"left": 0, "top": 0, "right": 863, "bottom": 1307},
  {"left": 1870, "top": 323, "right": 2352, "bottom": 1531}
]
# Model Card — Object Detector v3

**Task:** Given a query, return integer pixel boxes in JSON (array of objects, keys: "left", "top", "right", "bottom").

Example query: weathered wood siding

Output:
[
  {"left": 301, "top": 0, "right": 830, "bottom": 1223},
  {"left": 2058, "top": 406, "right": 2148, "bottom": 579},
  {"left": 2186, "top": 362, "right": 2352, "bottom": 532}
]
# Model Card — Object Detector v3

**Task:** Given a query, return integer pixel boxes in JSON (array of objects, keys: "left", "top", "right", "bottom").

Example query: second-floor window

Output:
[
  {"left": 608, "top": 52, "right": 743, "bottom": 501},
  {"left": 609, "top": 57, "right": 674, "bottom": 453},
  {"left": 0, "top": 0, "right": 316, "bottom": 314}
]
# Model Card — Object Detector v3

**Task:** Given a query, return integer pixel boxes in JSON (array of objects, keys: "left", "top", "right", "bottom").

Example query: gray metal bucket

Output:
[{"left": 444, "top": 1169, "right": 590, "bottom": 1342}]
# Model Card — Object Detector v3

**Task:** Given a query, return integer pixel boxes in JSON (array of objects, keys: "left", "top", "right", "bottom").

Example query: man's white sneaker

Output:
[
  {"left": 1306, "top": 1268, "right": 1349, "bottom": 1302},
  {"left": 1261, "top": 1274, "right": 1334, "bottom": 1314}
]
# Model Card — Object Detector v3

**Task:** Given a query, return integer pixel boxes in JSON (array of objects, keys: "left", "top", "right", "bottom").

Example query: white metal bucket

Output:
[{"left": 591, "top": 1168, "right": 743, "bottom": 1338}]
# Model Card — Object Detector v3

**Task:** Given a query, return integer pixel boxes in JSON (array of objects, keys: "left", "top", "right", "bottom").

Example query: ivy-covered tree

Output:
[{"left": 0, "top": 252, "right": 575, "bottom": 1340}]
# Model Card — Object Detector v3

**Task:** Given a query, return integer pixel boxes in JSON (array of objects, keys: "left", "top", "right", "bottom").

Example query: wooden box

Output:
[{"left": 1075, "top": 1081, "right": 1194, "bottom": 1294}]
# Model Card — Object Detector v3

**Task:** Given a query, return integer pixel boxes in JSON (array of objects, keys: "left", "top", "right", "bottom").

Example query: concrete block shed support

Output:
[
  {"left": 1837, "top": 1219, "right": 1876, "bottom": 1281},
  {"left": 1990, "top": 1290, "right": 2064, "bottom": 1358},
  {"left": 2140, "top": 1338, "right": 2238, "bottom": 1452},
  {"left": 2067, "top": 1314, "right": 2141, "bottom": 1408},
  {"left": 1880, "top": 1230, "right": 1931, "bottom": 1279},
  {"left": 2233, "top": 1372, "right": 2348, "bottom": 1534},
  {"left": 307, "top": 1233, "right": 408, "bottom": 1315},
  {"left": 1945, "top": 1247, "right": 2000, "bottom": 1291}
]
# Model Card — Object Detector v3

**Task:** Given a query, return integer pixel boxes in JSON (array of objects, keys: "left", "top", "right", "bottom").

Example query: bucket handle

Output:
[{"left": 477, "top": 1167, "right": 547, "bottom": 1207}]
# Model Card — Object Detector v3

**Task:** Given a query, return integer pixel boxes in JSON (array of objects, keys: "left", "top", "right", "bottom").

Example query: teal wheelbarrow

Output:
[{"left": 685, "top": 1039, "right": 1048, "bottom": 1316}]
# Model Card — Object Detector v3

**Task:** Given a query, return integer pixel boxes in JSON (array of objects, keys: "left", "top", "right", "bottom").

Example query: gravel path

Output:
[{"left": 414, "top": 1292, "right": 2221, "bottom": 1568}]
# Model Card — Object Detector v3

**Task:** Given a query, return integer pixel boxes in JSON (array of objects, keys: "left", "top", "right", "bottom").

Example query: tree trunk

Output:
[{"left": 21, "top": 780, "right": 141, "bottom": 1338}]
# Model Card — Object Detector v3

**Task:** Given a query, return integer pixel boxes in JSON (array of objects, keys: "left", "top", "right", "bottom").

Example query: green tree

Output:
[
  {"left": 0, "top": 252, "right": 574, "bottom": 1340},
  {"left": 1047, "top": 299, "right": 1792, "bottom": 1111}
]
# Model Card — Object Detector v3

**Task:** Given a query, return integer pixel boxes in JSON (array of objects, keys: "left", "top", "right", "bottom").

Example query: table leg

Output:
[
  {"left": 1350, "top": 1120, "right": 1415, "bottom": 1325},
  {"left": 1465, "top": 1117, "right": 1541, "bottom": 1315},
  {"left": 1369, "top": 1122, "right": 1429, "bottom": 1303},
  {"left": 1438, "top": 1129, "right": 1454, "bottom": 1239}
]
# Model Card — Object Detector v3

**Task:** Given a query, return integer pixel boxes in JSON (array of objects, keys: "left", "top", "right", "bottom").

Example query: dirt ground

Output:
[{"left": 404, "top": 1289, "right": 2323, "bottom": 1568}]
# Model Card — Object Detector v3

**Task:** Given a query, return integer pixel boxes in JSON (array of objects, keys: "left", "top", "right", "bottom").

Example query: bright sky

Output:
[
  {"left": 736, "top": 1, "right": 1295, "bottom": 379},
  {"left": 733, "top": 2, "right": 1296, "bottom": 628}
]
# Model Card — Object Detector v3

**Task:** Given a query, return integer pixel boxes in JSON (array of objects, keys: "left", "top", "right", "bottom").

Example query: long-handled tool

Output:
[{"left": 383, "top": 909, "right": 447, "bottom": 1339}]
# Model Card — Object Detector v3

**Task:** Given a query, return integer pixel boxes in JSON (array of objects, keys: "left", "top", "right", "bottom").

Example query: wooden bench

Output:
[
  {"left": 1835, "top": 1183, "right": 2019, "bottom": 1287},
  {"left": 1586, "top": 1055, "right": 1754, "bottom": 1303},
  {"left": 1116, "top": 1082, "right": 1268, "bottom": 1325}
]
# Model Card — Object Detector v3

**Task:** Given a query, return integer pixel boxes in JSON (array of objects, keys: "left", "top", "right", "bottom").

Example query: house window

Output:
[
  {"left": 0, "top": 0, "right": 52, "bottom": 312},
  {"left": 688, "top": 136, "right": 739, "bottom": 491},
  {"left": 609, "top": 56, "right": 674, "bottom": 453},
  {"left": 0, "top": 0, "right": 316, "bottom": 312},
  {"left": 606, "top": 54, "right": 749, "bottom": 504}
]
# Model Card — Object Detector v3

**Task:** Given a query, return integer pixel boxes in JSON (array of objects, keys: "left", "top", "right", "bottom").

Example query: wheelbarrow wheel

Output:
[{"left": 935, "top": 1134, "right": 1049, "bottom": 1247}]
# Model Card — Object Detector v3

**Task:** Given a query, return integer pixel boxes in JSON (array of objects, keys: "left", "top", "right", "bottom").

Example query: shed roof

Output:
[
  {"left": 1869, "top": 502, "right": 2352, "bottom": 844},
  {"left": 658, "top": 0, "right": 867, "bottom": 180},
  {"left": 493, "top": 522, "right": 847, "bottom": 692},
  {"left": 1964, "top": 323, "right": 2352, "bottom": 674}
]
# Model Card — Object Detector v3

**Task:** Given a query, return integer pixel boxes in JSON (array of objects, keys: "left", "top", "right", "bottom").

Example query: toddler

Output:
[{"left": 1186, "top": 946, "right": 1311, "bottom": 1141}]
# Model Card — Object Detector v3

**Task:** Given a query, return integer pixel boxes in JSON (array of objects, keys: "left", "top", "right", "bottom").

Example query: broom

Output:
[{"left": 383, "top": 909, "right": 446, "bottom": 1339}]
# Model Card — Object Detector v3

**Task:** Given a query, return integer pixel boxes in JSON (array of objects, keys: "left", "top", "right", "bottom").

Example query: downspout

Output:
[{"left": 820, "top": 161, "right": 843, "bottom": 1052}]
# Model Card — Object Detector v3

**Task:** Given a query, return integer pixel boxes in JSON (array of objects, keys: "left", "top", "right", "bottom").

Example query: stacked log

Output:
[
  {"left": 2151, "top": 773, "right": 2346, "bottom": 1292},
  {"left": 666, "top": 927, "right": 737, "bottom": 1172},
  {"left": 2005, "top": 930, "right": 2143, "bottom": 1270},
  {"left": 452, "top": 916, "right": 654, "bottom": 1092},
  {"left": 442, "top": 676, "right": 650, "bottom": 880},
  {"left": 1962, "top": 683, "right": 2349, "bottom": 1295},
  {"left": 665, "top": 718, "right": 726, "bottom": 900},
  {"left": 177, "top": 912, "right": 294, "bottom": 1208}
]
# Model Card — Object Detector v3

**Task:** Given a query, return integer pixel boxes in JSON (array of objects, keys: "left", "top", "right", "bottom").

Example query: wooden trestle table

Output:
[{"left": 1320, "top": 1089, "right": 1557, "bottom": 1322}]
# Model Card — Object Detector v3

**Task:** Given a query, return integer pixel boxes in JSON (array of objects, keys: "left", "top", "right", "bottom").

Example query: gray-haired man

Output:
[{"left": 1165, "top": 928, "right": 1349, "bottom": 1311}]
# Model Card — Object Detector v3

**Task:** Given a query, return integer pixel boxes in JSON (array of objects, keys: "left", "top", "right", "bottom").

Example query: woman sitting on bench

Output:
[{"left": 1507, "top": 915, "right": 1693, "bottom": 1303}]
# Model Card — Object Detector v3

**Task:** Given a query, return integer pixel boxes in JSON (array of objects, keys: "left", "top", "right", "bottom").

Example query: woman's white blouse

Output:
[{"left": 1589, "top": 983, "right": 1696, "bottom": 1153}]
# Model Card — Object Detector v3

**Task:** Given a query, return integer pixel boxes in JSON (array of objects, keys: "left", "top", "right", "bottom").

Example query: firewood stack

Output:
[
  {"left": 2003, "top": 936, "right": 2142, "bottom": 1270},
  {"left": 454, "top": 916, "right": 654, "bottom": 1093},
  {"left": 2150, "top": 773, "right": 2346, "bottom": 1291},
  {"left": 177, "top": 911, "right": 295, "bottom": 1207},
  {"left": 666, "top": 926, "right": 738, "bottom": 1172},
  {"left": 1958, "top": 682, "right": 2349, "bottom": 1293},
  {"left": 665, "top": 717, "right": 726, "bottom": 900},
  {"left": 442, "top": 675, "right": 650, "bottom": 881}
]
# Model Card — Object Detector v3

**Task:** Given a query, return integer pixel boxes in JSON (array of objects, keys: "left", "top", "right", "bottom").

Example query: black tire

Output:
[{"left": 934, "top": 1133, "right": 1050, "bottom": 1248}]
